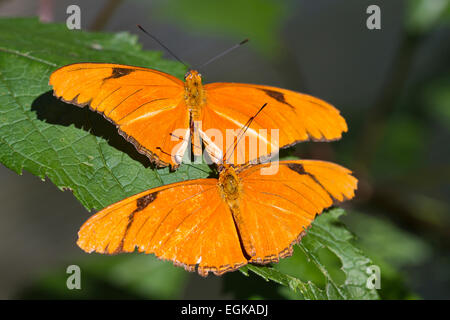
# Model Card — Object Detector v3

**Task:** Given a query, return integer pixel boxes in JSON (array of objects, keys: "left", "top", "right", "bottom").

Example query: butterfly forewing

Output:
[
  {"left": 50, "top": 63, "right": 188, "bottom": 167},
  {"left": 203, "top": 83, "right": 348, "bottom": 159},
  {"left": 77, "top": 178, "right": 248, "bottom": 276},
  {"left": 234, "top": 160, "right": 357, "bottom": 263}
]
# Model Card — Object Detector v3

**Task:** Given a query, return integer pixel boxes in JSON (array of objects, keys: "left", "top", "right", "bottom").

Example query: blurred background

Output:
[{"left": 0, "top": 0, "right": 449, "bottom": 299}]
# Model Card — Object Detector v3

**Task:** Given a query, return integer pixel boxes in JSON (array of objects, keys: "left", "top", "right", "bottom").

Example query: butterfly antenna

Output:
[
  {"left": 137, "top": 25, "right": 189, "bottom": 68},
  {"left": 225, "top": 103, "right": 268, "bottom": 164},
  {"left": 198, "top": 39, "right": 249, "bottom": 70}
]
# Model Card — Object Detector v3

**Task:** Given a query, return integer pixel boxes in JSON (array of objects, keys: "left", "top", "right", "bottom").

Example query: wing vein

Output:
[{"left": 106, "top": 88, "right": 143, "bottom": 116}]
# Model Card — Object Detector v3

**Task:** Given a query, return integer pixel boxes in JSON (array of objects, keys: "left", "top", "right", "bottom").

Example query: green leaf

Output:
[
  {"left": 345, "top": 211, "right": 431, "bottom": 268},
  {"left": 344, "top": 210, "right": 429, "bottom": 299},
  {"left": 0, "top": 17, "right": 210, "bottom": 211},
  {"left": 237, "top": 209, "right": 380, "bottom": 300}
]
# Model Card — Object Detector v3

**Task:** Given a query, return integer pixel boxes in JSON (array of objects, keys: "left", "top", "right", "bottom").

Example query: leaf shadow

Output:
[{"left": 31, "top": 91, "right": 153, "bottom": 169}]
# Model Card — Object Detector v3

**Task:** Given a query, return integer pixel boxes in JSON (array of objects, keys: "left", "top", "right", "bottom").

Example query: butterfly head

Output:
[{"left": 184, "top": 69, "right": 202, "bottom": 81}]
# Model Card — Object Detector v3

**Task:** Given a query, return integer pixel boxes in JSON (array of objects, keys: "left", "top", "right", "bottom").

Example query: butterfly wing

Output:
[
  {"left": 49, "top": 63, "right": 188, "bottom": 167},
  {"left": 77, "top": 160, "right": 357, "bottom": 275},
  {"left": 203, "top": 83, "right": 348, "bottom": 164},
  {"left": 235, "top": 160, "right": 357, "bottom": 262},
  {"left": 77, "top": 179, "right": 248, "bottom": 276}
]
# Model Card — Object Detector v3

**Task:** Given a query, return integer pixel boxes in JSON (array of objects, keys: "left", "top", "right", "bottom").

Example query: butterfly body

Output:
[
  {"left": 183, "top": 70, "right": 205, "bottom": 119},
  {"left": 218, "top": 165, "right": 258, "bottom": 258}
]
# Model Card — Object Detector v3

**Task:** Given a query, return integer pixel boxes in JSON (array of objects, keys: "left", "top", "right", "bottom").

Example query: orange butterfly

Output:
[
  {"left": 49, "top": 63, "right": 347, "bottom": 168},
  {"left": 77, "top": 160, "right": 357, "bottom": 276}
]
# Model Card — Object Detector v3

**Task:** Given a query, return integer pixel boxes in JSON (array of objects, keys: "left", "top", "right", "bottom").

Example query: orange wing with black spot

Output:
[
  {"left": 50, "top": 63, "right": 348, "bottom": 168},
  {"left": 77, "top": 160, "right": 357, "bottom": 276},
  {"left": 49, "top": 63, "right": 188, "bottom": 167},
  {"left": 77, "top": 178, "right": 248, "bottom": 276},
  {"left": 236, "top": 160, "right": 357, "bottom": 262},
  {"left": 201, "top": 83, "right": 348, "bottom": 164}
]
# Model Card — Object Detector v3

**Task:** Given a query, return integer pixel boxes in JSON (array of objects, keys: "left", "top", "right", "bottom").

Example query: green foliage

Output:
[
  {"left": 153, "top": 0, "right": 291, "bottom": 55},
  {"left": 373, "top": 115, "right": 426, "bottom": 178},
  {"left": 17, "top": 209, "right": 380, "bottom": 300},
  {"left": 237, "top": 209, "right": 379, "bottom": 300},
  {"left": 406, "top": 0, "right": 450, "bottom": 34},
  {"left": 344, "top": 211, "right": 432, "bottom": 299},
  {"left": 0, "top": 18, "right": 379, "bottom": 299},
  {"left": 422, "top": 76, "right": 450, "bottom": 126},
  {"left": 0, "top": 17, "right": 209, "bottom": 211},
  {"left": 346, "top": 211, "right": 430, "bottom": 268},
  {"left": 17, "top": 255, "right": 189, "bottom": 299}
]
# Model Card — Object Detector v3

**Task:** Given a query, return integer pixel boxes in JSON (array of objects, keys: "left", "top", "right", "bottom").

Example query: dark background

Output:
[{"left": 0, "top": 0, "right": 449, "bottom": 299}]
